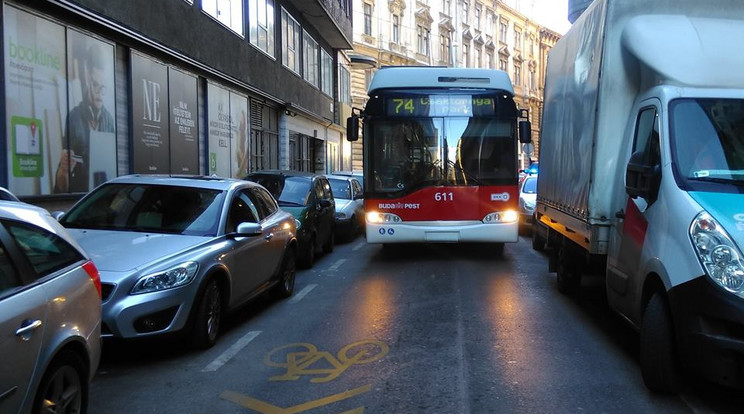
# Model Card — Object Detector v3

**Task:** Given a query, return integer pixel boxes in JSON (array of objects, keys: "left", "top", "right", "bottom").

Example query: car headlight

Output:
[
  {"left": 483, "top": 210, "right": 518, "bottom": 223},
  {"left": 131, "top": 261, "right": 199, "bottom": 295},
  {"left": 690, "top": 211, "right": 744, "bottom": 297}
]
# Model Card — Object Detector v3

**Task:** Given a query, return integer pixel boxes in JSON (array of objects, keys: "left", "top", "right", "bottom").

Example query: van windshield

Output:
[{"left": 670, "top": 98, "right": 744, "bottom": 186}]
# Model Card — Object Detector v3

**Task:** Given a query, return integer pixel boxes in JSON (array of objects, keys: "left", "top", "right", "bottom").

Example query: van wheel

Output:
[
  {"left": 556, "top": 247, "right": 581, "bottom": 295},
  {"left": 532, "top": 222, "right": 545, "bottom": 251},
  {"left": 273, "top": 248, "right": 296, "bottom": 299},
  {"left": 640, "top": 292, "right": 682, "bottom": 393},
  {"left": 33, "top": 351, "right": 87, "bottom": 414},
  {"left": 192, "top": 279, "right": 222, "bottom": 349}
]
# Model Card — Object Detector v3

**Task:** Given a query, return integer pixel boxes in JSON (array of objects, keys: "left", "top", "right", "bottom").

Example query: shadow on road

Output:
[{"left": 371, "top": 242, "right": 509, "bottom": 263}]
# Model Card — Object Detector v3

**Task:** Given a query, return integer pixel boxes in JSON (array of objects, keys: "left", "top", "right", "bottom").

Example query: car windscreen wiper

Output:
[
  {"left": 277, "top": 200, "right": 304, "bottom": 207},
  {"left": 688, "top": 176, "right": 744, "bottom": 184}
]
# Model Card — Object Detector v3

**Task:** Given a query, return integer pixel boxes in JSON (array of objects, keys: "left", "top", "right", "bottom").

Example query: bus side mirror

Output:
[
  {"left": 347, "top": 115, "right": 359, "bottom": 142},
  {"left": 519, "top": 120, "right": 532, "bottom": 144}
]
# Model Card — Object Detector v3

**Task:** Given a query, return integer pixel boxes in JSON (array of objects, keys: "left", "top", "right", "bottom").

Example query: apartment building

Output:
[
  {"left": 348, "top": 0, "right": 561, "bottom": 169},
  {"left": 1, "top": 0, "right": 354, "bottom": 207}
]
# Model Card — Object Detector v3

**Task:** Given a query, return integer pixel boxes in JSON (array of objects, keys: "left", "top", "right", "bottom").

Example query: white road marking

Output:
[
  {"left": 352, "top": 241, "right": 366, "bottom": 251},
  {"left": 288, "top": 284, "right": 317, "bottom": 304},
  {"left": 329, "top": 259, "right": 346, "bottom": 271},
  {"left": 201, "top": 331, "right": 261, "bottom": 372}
]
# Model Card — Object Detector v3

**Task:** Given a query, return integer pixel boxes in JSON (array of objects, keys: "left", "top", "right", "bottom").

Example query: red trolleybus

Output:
[{"left": 347, "top": 67, "right": 532, "bottom": 250}]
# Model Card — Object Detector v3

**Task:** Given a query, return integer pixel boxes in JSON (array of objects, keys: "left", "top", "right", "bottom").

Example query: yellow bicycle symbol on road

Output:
[{"left": 265, "top": 340, "right": 389, "bottom": 383}]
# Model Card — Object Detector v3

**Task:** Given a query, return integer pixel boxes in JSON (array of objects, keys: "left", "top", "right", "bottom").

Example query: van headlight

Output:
[
  {"left": 690, "top": 212, "right": 744, "bottom": 296},
  {"left": 131, "top": 262, "right": 199, "bottom": 295}
]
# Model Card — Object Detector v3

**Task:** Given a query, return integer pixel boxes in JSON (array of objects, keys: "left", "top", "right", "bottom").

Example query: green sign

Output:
[{"left": 11, "top": 116, "right": 44, "bottom": 177}]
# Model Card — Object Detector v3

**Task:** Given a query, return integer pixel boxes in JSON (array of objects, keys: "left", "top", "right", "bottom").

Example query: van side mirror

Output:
[
  {"left": 519, "top": 120, "right": 532, "bottom": 144},
  {"left": 626, "top": 151, "right": 661, "bottom": 203},
  {"left": 347, "top": 115, "right": 359, "bottom": 142}
]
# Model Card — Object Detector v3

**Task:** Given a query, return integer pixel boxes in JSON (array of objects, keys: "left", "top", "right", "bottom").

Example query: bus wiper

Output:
[{"left": 448, "top": 160, "right": 480, "bottom": 184}]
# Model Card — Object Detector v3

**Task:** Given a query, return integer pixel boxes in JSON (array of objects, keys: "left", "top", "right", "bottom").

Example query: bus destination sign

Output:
[{"left": 386, "top": 95, "right": 496, "bottom": 117}]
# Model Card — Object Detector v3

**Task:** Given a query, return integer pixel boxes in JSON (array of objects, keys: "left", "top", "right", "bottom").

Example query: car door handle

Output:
[
  {"left": 16, "top": 319, "right": 42, "bottom": 340},
  {"left": 265, "top": 233, "right": 274, "bottom": 241}
]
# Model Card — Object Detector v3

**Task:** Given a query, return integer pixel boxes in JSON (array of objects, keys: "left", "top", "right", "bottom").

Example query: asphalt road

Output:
[{"left": 88, "top": 234, "right": 740, "bottom": 414}]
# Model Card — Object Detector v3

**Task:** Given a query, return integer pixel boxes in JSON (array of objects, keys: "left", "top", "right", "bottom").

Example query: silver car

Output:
[
  {"left": 327, "top": 174, "right": 365, "bottom": 241},
  {"left": 0, "top": 201, "right": 102, "bottom": 414},
  {"left": 518, "top": 174, "right": 537, "bottom": 228},
  {"left": 57, "top": 175, "right": 298, "bottom": 349}
]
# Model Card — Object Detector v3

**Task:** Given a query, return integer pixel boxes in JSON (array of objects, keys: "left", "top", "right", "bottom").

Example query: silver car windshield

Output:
[
  {"left": 61, "top": 184, "right": 225, "bottom": 236},
  {"left": 328, "top": 179, "right": 351, "bottom": 200}
]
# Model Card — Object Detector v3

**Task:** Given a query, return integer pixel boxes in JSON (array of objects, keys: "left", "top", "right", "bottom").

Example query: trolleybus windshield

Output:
[{"left": 366, "top": 92, "right": 518, "bottom": 193}]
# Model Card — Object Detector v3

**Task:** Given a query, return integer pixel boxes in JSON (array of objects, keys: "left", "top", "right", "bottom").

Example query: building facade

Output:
[
  {"left": 1, "top": 0, "right": 354, "bottom": 207},
  {"left": 348, "top": 0, "right": 560, "bottom": 170}
]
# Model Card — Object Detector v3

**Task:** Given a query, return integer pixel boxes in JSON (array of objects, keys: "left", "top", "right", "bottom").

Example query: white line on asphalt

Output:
[
  {"left": 201, "top": 331, "right": 261, "bottom": 372},
  {"left": 288, "top": 284, "right": 317, "bottom": 304},
  {"left": 329, "top": 259, "right": 346, "bottom": 271},
  {"left": 352, "top": 241, "right": 366, "bottom": 251}
]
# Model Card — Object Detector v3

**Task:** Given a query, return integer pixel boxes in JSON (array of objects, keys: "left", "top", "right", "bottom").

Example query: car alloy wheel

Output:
[
  {"left": 34, "top": 351, "right": 85, "bottom": 414},
  {"left": 273, "top": 248, "right": 296, "bottom": 299},
  {"left": 300, "top": 235, "right": 316, "bottom": 269},
  {"left": 193, "top": 279, "right": 222, "bottom": 349}
]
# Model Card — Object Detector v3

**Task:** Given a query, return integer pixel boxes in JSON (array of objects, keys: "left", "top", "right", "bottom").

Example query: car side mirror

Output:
[
  {"left": 626, "top": 151, "right": 661, "bottom": 203},
  {"left": 234, "top": 222, "right": 262, "bottom": 237}
]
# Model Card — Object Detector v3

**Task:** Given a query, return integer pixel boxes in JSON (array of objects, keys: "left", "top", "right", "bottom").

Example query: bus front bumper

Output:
[{"left": 365, "top": 221, "right": 518, "bottom": 243}]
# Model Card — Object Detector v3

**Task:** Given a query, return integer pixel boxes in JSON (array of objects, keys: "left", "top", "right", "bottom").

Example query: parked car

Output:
[
  {"left": 56, "top": 175, "right": 298, "bottom": 349},
  {"left": 0, "top": 201, "right": 102, "bottom": 414},
  {"left": 518, "top": 175, "right": 537, "bottom": 229},
  {"left": 332, "top": 170, "right": 364, "bottom": 191},
  {"left": 326, "top": 174, "right": 365, "bottom": 241},
  {"left": 0, "top": 186, "right": 20, "bottom": 202},
  {"left": 245, "top": 170, "right": 335, "bottom": 268}
]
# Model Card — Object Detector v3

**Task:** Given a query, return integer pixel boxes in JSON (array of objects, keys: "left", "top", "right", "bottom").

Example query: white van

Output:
[{"left": 534, "top": 0, "right": 744, "bottom": 392}]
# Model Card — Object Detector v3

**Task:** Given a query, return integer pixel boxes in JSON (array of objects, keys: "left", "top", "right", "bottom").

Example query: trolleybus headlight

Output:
[
  {"left": 367, "top": 211, "right": 402, "bottom": 223},
  {"left": 483, "top": 210, "right": 518, "bottom": 224},
  {"left": 690, "top": 211, "right": 744, "bottom": 297}
]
